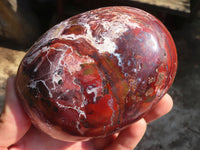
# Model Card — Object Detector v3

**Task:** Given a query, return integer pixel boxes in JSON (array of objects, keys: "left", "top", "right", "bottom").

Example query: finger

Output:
[
  {"left": 91, "top": 134, "right": 118, "bottom": 150},
  {"left": 105, "top": 118, "right": 147, "bottom": 150},
  {"left": 0, "top": 77, "right": 31, "bottom": 148},
  {"left": 144, "top": 93, "right": 173, "bottom": 123}
]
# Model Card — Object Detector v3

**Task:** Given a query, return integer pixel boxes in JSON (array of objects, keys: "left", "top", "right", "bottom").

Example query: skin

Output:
[{"left": 0, "top": 77, "right": 173, "bottom": 150}]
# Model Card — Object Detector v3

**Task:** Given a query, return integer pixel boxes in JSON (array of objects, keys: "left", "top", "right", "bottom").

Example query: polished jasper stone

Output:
[{"left": 15, "top": 6, "right": 177, "bottom": 141}]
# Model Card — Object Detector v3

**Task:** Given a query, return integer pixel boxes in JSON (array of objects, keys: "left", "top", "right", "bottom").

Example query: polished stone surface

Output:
[{"left": 15, "top": 6, "right": 177, "bottom": 141}]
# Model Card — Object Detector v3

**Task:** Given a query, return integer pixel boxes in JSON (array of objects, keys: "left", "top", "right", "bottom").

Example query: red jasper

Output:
[{"left": 16, "top": 6, "right": 177, "bottom": 141}]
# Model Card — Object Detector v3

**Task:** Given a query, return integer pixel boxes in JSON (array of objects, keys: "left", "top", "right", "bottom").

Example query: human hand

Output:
[{"left": 0, "top": 77, "right": 173, "bottom": 150}]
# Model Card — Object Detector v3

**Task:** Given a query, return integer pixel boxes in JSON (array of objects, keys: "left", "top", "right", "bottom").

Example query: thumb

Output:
[{"left": 0, "top": 77, "right": 31, "bottom": 148}]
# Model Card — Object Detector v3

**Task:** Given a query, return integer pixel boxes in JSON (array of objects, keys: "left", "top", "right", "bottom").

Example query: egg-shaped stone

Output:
[{"left": 16, "top": 6, "right": 177, "bottom": 141}]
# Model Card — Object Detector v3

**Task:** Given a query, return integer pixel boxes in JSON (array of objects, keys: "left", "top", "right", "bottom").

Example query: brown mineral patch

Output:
[
  {"left": 148, "top": 76, "right": 156, "bottom": 84},
  {"left": 145, "top": 87, "right": 154, "bottom": 97},
  {"left": 155, "top": 72, "right": 166, "bottom": 86}
]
